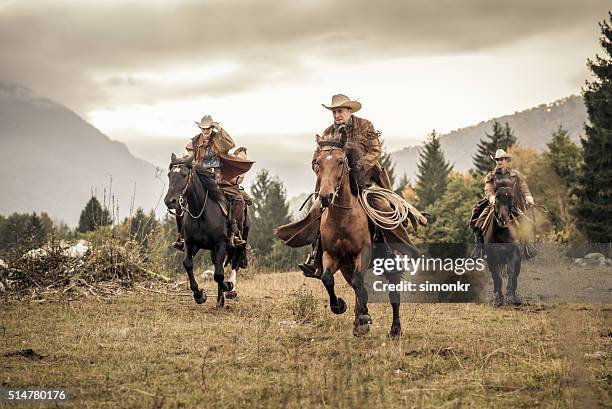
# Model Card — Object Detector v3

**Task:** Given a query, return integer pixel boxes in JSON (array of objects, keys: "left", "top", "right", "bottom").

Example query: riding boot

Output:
[
  {"left": 299, "top": 233, "right": 322, "bottom": 278},
  {"left": 229, "top": 220, "right": 246, "bottom": 247},
  {"left": 172, "top": 210, "right": 185, "bottom": 252}
]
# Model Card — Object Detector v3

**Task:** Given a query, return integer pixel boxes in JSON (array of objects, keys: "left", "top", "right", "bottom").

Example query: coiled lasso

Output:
[{"left": 358, "top": 185, "right": 413, "bottom": 230}]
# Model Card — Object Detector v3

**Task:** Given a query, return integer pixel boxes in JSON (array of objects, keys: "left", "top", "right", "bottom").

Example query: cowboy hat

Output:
[
  {"left": 322, "top": 94, "right": 361, "bottom": 113},
  {"left": 491, "top": 149, "right": 512, "bottom": 161},
  {"left": 194, "top": 114, "right": 215, "bottom": 129}
]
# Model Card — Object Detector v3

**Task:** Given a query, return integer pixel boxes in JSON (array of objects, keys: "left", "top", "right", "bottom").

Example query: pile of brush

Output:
[{"left": 0, "top": 238, "right": 170, "bottom": 299}]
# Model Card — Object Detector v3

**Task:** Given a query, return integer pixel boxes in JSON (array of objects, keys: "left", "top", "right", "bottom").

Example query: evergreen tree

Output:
[
  {"left": 77, "top": 196, "right": 111, "bottom": 233},
  {"left": 426, "top": 172, "right": 481, "bottom": 244},
  {"left": 379, "top": 140, "right": 396, "bottom": 188},
  {"left": 544, "top": 126, "right": 582, "bottom": 187},
  {"left": 249, "top": 169, "right": 291, "bottom": 256},
  {"left": 576, "top": 13, "right": 612, "bottom": 242},
  {"left": 472, "top": 121, "right": 517, "bottom": 174},
  {"left": 128, "top": 208, "right": 160, "bottom": 248},
  {"left": 395, "top": 173, "right": 410, "bottom": 196},
  {"left": 0, "top": 212, "right": 52, "bottom": 255},
  {"left": 415, "top": 130, "right": 453, "bottom": 208}
]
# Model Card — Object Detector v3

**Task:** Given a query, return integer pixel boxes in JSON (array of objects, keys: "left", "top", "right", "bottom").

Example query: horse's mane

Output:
[{"left": 193, "top": 167, "right": 227, "bottom": 206}]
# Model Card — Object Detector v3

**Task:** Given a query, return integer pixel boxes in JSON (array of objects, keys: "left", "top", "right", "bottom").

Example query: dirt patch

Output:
[{"left": 3, "top": 348, "right": 45, "bottom": 360}]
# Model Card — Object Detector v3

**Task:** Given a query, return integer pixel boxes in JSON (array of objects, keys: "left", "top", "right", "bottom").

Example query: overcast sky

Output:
[{"left": 0, "top": 0, "right": 609, "bottom": 154}]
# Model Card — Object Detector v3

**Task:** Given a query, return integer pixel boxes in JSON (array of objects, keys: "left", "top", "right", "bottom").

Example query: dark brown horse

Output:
[
  {"left": 484, "top": 186, "right": 522, "bottom": 306},
  {"left": 164, "top": 154, "right": 240, "bottom": 307},
  {"left": 314, "top": 138, "right": 402, "bottom": 337}
]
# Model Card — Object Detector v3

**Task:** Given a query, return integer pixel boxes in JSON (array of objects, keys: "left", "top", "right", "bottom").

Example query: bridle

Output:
[
  {"left": 317, "top": 146, "right": 356, "bottom": 210},
  {"left": 170, "top": 164, "right": 209, "bottom": 219},
  {"left": 494, "top": 188, "right": 513, "bottom": 229}
]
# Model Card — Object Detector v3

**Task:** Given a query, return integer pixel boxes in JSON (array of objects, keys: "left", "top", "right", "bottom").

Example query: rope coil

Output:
[{"left": 358, "top": 185, "right": 413, "bottom": 230}]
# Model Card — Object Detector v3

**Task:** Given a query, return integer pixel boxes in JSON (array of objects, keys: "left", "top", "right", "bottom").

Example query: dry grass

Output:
[{"left": 1, "top": 271, "right": 610, "bottom": 408}]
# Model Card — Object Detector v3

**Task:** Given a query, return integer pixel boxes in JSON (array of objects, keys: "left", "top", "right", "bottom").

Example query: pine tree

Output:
[
  {"left": 249, "top": 169, "right": 291, "bottom": 255},
  {"left": 544, "top": 126, "right": 582, "bottom": 186},
  {"left": 0, "top": 212, "right": 52, "bottom": 255},
  {"left": 379, "top": 140, "right": 396, "bottom": 188},
  {"left": 395, "top": 173, "right": 410, "bottom": 196},
  {"left": 77, "top": 196, "right": 111, "bottom": 233},
  {"left": 426, "top": 172, "right": 481, "bottom": 244},
  {"left": 128, "top": 208, "right": 160, "bottom": 248},
  {"left": 415, "top": 130, "right": 453, "bottom": 208},
  {"left": 576, "top": 13, "right": 612, "bottom": 242},
  {"left": 472, "top": 121, "right": 517, "bottom": 174}
]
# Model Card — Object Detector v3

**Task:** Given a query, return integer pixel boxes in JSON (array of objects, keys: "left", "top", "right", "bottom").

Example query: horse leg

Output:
[
  {"left": 212, "top": 242, "right": 232, "bottom": 308},
  {"left": 507, "top": 248, "right": 522, "bottom": 305},
  {"left": 184, "top": 244, "right": 205, "bottom": 304},
  {"left": 488, "top": 255, "right": 504, "bottom": 307},
  {"left": 385, "top": 270, "right": 402, "bottom": 338},
  {"left": 226, "top": 264, "right": 238, "bottom": 300},
  {"left": 321, "top": 252, "right": 346, "bottom": 315},
  {"left": 350, "top": 255, "right": 371, "bottom": 336}
]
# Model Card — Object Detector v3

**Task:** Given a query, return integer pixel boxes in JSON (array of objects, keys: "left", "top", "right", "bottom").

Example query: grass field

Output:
[{"left": 1, "top": 271, "right": 610, "bottom": 408}]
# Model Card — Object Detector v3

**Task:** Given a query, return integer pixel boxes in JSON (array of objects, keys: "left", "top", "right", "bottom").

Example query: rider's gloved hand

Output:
[
  {"left": 525, "top": 196, "right": 534, "bottom": 207},
  {"left": 488, "top": 195, "right": 496, "bottom": 206}
]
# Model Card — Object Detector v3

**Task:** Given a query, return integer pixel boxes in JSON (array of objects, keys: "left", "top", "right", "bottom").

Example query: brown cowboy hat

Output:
[
  {"left": 194, "top": 114, "right": 215, "bottom": 129},
  {"left": 322, "top": 94, "right": 361, "bottom": 113},
  {"left": 490, "top": 148, "right": 512, "bottom": 161}
]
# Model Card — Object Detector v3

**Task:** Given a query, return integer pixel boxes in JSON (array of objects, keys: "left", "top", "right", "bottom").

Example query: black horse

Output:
[
  {"left": 164, "top": 154, "right": 247, "bottom": 307},
  {"left": 484, "top": 186, "right": 522, "bottom": 307}
]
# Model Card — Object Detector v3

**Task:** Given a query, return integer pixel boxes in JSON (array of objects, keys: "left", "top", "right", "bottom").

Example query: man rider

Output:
[
  {"left": 172, "top": 115, "right": 248, "bottom": 250},
  {"left": 470, "top": 149, "right": 535, "bottom": 255},
  {"left": 276, "top": 94, "right": 426, "bottom": 278}
]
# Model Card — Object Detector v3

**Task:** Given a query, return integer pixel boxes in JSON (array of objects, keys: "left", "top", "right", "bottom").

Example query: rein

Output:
[
  {"left": 174, "top": 165, "right": 209, "bottom": 219},
  {"left": 319, "top": 147, "right": 356, "bottom": 210}
]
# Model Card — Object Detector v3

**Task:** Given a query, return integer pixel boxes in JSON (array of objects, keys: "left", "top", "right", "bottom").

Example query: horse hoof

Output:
[
  {"left": 507, "top": 293, "right": 522, "bottom": 306},
  {"left": 331, "top": 298, "right": 347, "bottom": 315},
  {"left": 389, "top": 324, "right": 402, "bottom": 338},
  {"left": 194, "top": 290, "right": 206, "bottom": 305},
  {"left": 493, "top": 294, "right": 504, "bottom": 307},
  {"left": 353, "top": 323, "right": 371, "bottom": 337},
  {"left": 216, "top": 296, "right": 225, "bottom": 309},
  {"left": 224, "top": 281, "right": 234, "bottom": 292},
  {"left": 226, "top": 290, "right": 237, "bottom": 299}
]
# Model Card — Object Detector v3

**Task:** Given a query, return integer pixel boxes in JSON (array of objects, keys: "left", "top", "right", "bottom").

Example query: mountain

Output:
[
  {"left": 391, "top": 95, "right": 588, "bottom": 181},
  {"left": 0, "top": 82, "right": 164, "bottom": 226}
]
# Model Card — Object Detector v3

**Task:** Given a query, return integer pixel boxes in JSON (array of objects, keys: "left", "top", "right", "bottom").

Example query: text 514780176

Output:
[{"left": 1, "top": 389, "right": 68, "bottom": 402}]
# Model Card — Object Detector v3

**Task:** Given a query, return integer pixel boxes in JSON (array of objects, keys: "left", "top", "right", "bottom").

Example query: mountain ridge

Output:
[
  {"left": 391, "top": 95, "right": 587, "bottom": 181},
  {"left": 0, "top": 81, "right": 164, "bottom": 226}
]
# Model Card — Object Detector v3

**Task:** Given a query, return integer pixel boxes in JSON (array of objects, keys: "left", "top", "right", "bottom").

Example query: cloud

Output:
[{"left": 0, "top": 0, "right": 608, "bottom": 110}]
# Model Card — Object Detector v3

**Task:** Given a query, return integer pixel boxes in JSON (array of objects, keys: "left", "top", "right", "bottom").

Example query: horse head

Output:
[
  {"left": 494, "top": 186, "right": 514, "bottom": 229},
  {"left": 164, "top": 153, "right": 193, "bottom": 209},
  {"left": 315, "top": 132, "right": 356, "bottom": 207}
]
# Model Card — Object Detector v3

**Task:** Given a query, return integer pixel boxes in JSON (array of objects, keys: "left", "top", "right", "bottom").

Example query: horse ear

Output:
[
  {"left": 315, "top": 134, "right": 323, "bottom": 146},
  {"left": 171, "top": 153, "right": 177, "bottom": 161}
]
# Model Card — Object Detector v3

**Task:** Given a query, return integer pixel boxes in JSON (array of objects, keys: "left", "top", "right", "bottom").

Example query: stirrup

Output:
[
  {"left": 299, "top": 262, "right": 320, "bottom": 278},
  {"left": 229, "top": 234, "right": 246, "bottom": 248},
  {"left": 172, "top": 238, "right": 185, "bottom": 252}
]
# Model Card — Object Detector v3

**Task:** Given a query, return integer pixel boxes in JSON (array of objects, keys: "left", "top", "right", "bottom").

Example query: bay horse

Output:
[
  {"left": 164, "top": 154, "right": 245, "bottom": 307},
  {"left": 484, "top": 186, "right": 522, "bottom": 306},
  {"left": 314, "top": 138, "right": 402, "bottom": 337}
]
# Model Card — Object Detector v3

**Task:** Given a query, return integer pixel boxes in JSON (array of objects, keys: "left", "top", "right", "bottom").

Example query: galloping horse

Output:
[
  {"left": 164, "top": 154, "right": 244, "bottom": 307},
  {"left": 314, "top": 138, "right": 402, "bottom": 337},
  {"left": 484, "top": 185, "right": 522, "bottom": 306}
]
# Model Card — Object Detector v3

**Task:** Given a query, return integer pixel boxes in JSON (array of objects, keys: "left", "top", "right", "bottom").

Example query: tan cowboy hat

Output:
[
  {"left": 322, "top": 94, "right": 361, "bottom": 113},
  {"left": 491, "top": 149, "right": 512, "bottom": 161},
  {"left": 194, "top": 114, "right": 215, "bottom": 129}
]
